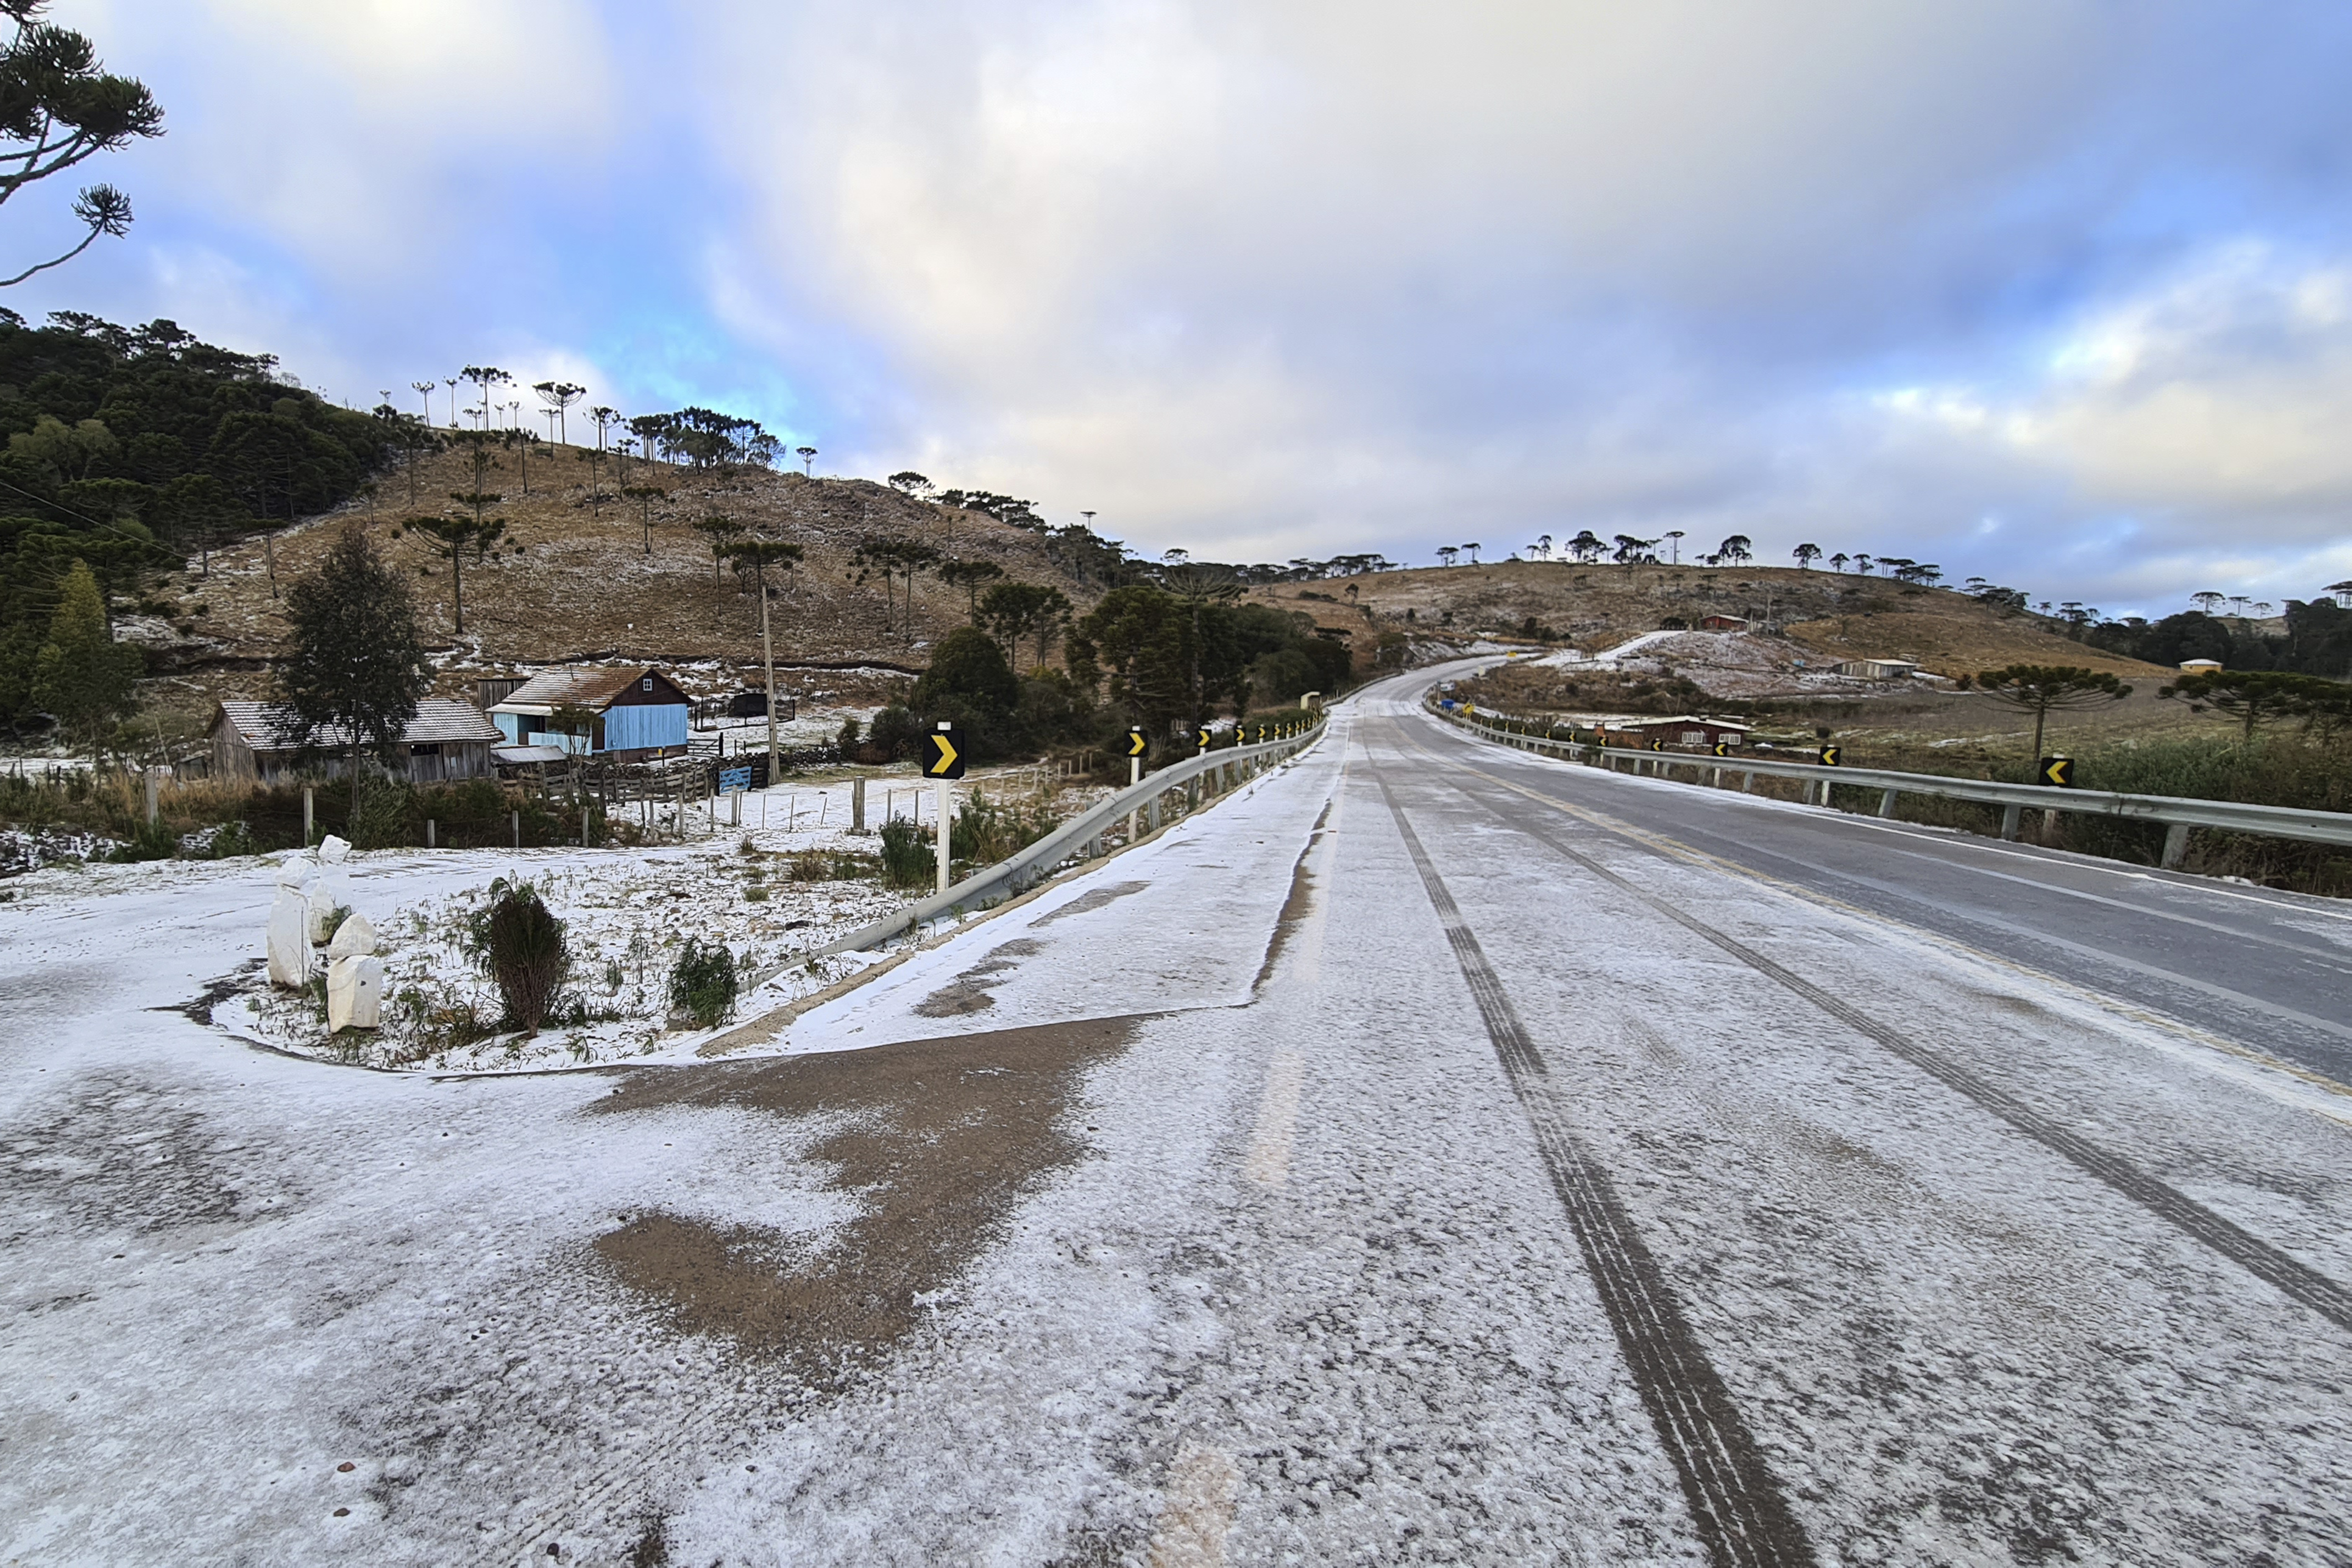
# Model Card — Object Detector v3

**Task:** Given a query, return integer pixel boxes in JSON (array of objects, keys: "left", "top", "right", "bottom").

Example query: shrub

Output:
[
  {"left": 462, "top": 879, "right": 570, "bottom": 1035},
  {"left": 668, "top": 938, "right": 738, "bottom": 1028},
  {"left": 106, "top": 818, "right": 178, "bottom": 862},
  {"left": 949, "top": 789, "right": 1055, "bottom": 865},
  {"left": 877, "top": 816, "right": 933, "bottom": 888},
  {"left": 868, "top": 704, "right": 926, "bottom": 761},
  {"left": 346, "top": 774, "right": 413, "bottom": 850}
]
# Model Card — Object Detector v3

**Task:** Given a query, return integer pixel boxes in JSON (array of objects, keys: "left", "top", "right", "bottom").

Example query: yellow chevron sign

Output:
[
  {"left": 1127, "top": 728, "right": 1148, "bottom": 758},
  {"left": 924, "top": 727, "right": 964, "bottom": 778},
  {"left": 2041, "top": 755, "right": 2075, "bottom": 788}
]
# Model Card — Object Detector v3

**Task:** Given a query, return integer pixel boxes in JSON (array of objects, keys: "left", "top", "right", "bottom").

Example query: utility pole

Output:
[
  {"left": 1666, "top": 530, "right": 1684, "bottom": 565},
  {"left": 759, "top": 582, "right": 778, "bottom": 778}
]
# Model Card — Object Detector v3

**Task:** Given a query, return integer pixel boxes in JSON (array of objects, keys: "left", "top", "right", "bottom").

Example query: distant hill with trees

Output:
[{"left": 0, "top": 310, "right": 398, "bottom": 734}]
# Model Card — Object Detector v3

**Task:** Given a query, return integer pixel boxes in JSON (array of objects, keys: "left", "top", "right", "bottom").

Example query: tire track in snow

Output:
[
  {"left": 1374, "top": 774, "right": 1818, "bottom": 1568},
  {"left": 1439, "top": 753, "right": 2352, "bottom": 1337}
]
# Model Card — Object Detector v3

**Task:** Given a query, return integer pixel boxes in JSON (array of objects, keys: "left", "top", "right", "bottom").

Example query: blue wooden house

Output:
[{"left": 488, "top": 667, "right": 692, "bottom": 762}]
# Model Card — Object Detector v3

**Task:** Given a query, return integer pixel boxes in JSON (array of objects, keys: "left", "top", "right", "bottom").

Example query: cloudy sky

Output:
[{"left": 16, "top": 1, "right": 2352, "bottom": 614}]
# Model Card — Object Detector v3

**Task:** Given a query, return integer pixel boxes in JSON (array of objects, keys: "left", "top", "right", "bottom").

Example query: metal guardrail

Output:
[
  {"left": 1436, "top": 705, "right": 2352, "bottom": 870},
  {"left": 823, "top": 719, "right": 1329, "bottom": 952}
]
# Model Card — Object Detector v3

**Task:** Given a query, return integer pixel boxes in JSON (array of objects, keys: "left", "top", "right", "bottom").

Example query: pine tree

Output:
[
  {"left": 276, "top": 525, "right": 431, "bottom": 812},
  {"left": 33, "top": 559, "right": 141, "bottom": 758}
]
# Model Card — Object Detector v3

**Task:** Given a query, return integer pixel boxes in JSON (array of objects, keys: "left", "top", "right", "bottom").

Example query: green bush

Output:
[
  {"left": 877, "top": 816, "right": 933, "bottom": 888},
  {"left": 462, "top": 879, "right": 570, "bottom": 1035},
  {"left": 668, "top": 938, "right": 738, "bottom": 1028},
  {"left": 106, "top": 818, "right": 178, "bottom": 862}
]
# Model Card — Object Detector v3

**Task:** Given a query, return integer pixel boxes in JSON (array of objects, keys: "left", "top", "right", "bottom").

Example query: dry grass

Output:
[
  {"left": 136, "top": 446, "right": 1096, "bottom": 721},
  {"left": 1250, "top": 560, "right": 2169, "bottom": 682}
]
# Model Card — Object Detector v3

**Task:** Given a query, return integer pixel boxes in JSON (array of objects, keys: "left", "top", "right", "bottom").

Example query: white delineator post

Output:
[
  {"left": 935, "top": 720, "right": 953, "bottom": 894},
  {"left": 1128, "top": 751, "right": 1142, "bottom": 843}
]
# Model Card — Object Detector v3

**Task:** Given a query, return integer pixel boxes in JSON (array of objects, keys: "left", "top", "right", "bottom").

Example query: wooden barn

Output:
[
  {"left": 488, "top": 667, "right": 692, "bottom": 762},
  {"left": 209, "top": 699, "right": 503, "bottom": 784}
]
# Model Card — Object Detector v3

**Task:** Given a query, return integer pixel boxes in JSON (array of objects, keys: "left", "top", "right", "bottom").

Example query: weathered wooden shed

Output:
[{"left": 209, "top": 699, "right": 503, "bottom": 784}]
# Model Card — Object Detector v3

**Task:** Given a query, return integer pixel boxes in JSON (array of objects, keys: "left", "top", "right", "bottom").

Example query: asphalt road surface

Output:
[{"left": 4, "top": 665, "right": 2348, "bottom": 1565}]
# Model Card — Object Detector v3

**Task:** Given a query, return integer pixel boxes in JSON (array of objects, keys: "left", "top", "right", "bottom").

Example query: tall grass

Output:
[
  {"left": 0, "top": 767, "right": 587, "bottom": 858},
  {"left": 1862, "top": 735, "right": 2352, "bottom": 896}
]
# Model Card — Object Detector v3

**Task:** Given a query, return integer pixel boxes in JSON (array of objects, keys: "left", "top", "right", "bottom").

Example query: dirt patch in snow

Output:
[
  {"left": 910, "top": 937, "right": 1047, "bottom": 1017},
  {"left": 589, "top": 1015, "right": 1139, "bottom": 1375}
]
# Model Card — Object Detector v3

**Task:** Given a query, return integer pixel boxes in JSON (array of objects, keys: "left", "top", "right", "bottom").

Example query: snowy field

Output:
[{"left": 3, "top": 679, "right": 2348, "bottom": 1564}]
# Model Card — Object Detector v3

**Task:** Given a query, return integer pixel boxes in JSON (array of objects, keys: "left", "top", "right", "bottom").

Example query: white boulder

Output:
[
  {"left": 325, "top": 954, "right": 383, "bottom": 1030},
  {"left": 266, "top": 885, "right": 311, "bottom": 988},
  {"left": 326, "top": 912, "right": 377, "bottom": 959},
  {"left": 318, "top": 835, "right": 351, "bottom": 864}
]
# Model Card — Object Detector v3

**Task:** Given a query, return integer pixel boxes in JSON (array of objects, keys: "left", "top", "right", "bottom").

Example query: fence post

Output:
[
  {"left": 511, "top": 809, "right": 519, "bottom": 849},
  {"left": 852, "top": 776, "right": 867, "bottom": 832},
  {"left": 143, "top": 766, "right": 161, "bottom": 827},
  {"left": 582, "top": 804, "right": 590, "bottom": 847},
  {"left": 2000, "top": 803, "right": 2022, "bottom": 841},
  {"left": 303, "top": 786, "right": 314, "bottom": 845},
  {"left": 2161, "top": 822, "right": 2190, "bottom": 870},
  {"left": 426, "top": 818, "right": 436, "bottom": 849}
]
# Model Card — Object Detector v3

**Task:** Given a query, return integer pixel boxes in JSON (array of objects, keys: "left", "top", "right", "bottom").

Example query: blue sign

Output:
[{"left": 718, "top": 765, "right": 752, "bottom": 794}]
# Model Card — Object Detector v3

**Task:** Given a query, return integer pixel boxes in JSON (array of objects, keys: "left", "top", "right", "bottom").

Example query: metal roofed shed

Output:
[
  {"left": 210, "top": 699, "right": 503, "bottom": 784},
  {"left": 1832, "top": 658, "right": 1920, "bottom": 680},
  {"left": 1576, "top": 714, "right": 1752, "bottom": 748},
  {"left": 489, "top": 667, "right": 692, "bottom": 762}
]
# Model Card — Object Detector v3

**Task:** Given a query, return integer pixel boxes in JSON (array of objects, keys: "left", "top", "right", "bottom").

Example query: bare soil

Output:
[{"left": 588, "top": 1015, "right": 1139, "bottom": 1380}]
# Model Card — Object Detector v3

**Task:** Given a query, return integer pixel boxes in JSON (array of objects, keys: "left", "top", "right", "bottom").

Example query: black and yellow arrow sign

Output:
[
  {"left": 2040, "top": 755, "right": 2075, "bottom": 788},
  {"left": 1649, "top": 738, "right": 1664, "bottom": 752},
  {"left": 924, "top": 725, "right": 965, "bottom": 779},
  {"left": 1197, "top": 727, "right": 1211, "bottom": 750},
  {"left": 1712, "top": 740, "right": 1731, "bottom": 757},
  {"left": 1817, "top": 744, "right": 1841, "bottom": 767},
  {"left": 1127, "top": 727, "right": 1148, "bottom": 759}
]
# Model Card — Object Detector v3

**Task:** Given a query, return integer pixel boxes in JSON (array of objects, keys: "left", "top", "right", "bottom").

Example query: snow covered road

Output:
[{"left": 4, "top": 671, "right": 2349, "bottom": 1565}]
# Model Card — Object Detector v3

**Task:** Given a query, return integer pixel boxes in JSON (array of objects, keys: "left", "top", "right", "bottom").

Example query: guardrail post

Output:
[
  {"left": 1148, "top": 793, "right": 1163, "bottom": 833},
  {"left": 1877, "top": 788, "right": 1898, "bottom": 819},
  {"left": 1741, "top": 771, "right": 1753, "bottom": 792},
  {"left": 2000, "top": 803, "right": 2022, "bottom": 841},
  {"left": 2161, "top": 822, "right": 2190, "bottom": 870}
]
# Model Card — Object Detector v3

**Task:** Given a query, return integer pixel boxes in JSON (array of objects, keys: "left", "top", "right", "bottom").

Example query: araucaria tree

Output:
[
  {"left": 1973, "top": 664, "right": 2131, "bottom": 762},
  {"left": 531, "top": 380, "right": 585, "bottom": 446},
  {"left": 623, "top": 486, "right": 669, "bottom": 554},
  {"left": 398, "top": 513, "right": 508, "bottom": 635},
  {"left": 460, "top": 365, "right": 510, "bottom": 428},
  {"left": 32, "top": 557, "right": 140, "bottom": 758},
  {"left": 978, "top": 580, "right": 1073, "bottom": 672},
  {"left": 276, "top": 524, "right": 431, "bottom": 813},
  {"left": 0, "top": 2, "right": 164, "bottom": 287},
  {"left": 937, "top": 559, "right": 1005, "bottom": 620}
]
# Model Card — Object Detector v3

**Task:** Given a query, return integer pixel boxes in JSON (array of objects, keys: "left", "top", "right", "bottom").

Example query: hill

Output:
[
  {"left": 124, "top": 444, "right": 1104, "bottom": 723},
  {"left": 1243, "top": 559, "right": 2169, "bottom": 683}
]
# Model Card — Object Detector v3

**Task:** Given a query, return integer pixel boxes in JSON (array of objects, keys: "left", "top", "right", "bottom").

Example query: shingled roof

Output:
[
  {"left": 491, "top": 667, "right": 677, "bottom": 712},
  {"left": 215, "top": 698, "right": 502, "bottom": 751}
]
